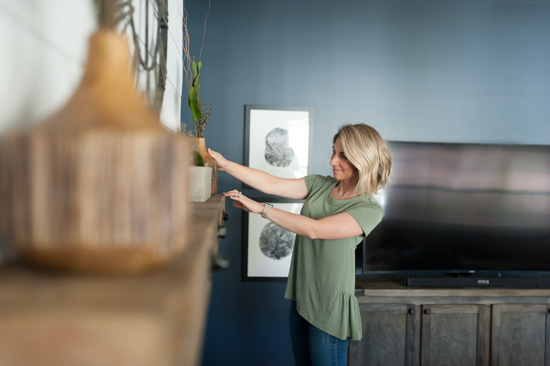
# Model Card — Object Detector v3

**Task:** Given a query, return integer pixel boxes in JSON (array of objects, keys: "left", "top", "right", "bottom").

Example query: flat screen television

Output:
[{"left": 357, "top": 141, "right": 550, "bottom": 287}]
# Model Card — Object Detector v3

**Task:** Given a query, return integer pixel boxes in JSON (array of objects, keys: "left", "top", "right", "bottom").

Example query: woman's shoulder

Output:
[
  {"left": 354, "top": 194, "right": 382, "bottom": 209},
  {"left": 304, "top": 174, "right": 337, "bottom": 188},
  {"left": 345, "top": 195, "right": 383, "bottom": 218}
]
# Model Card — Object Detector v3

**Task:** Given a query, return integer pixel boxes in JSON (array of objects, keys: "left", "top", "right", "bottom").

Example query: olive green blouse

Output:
[{"left": 284, "top": 175, "right": 383, "bottom": 340}]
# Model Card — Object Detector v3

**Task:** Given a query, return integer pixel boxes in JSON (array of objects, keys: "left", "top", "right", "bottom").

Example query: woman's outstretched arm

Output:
[
  {"left": 224, "top": 190, "right": 364, "bottom": 240},
  {"left": 208, "top": 148, "right": 308, "bottom": 200}
]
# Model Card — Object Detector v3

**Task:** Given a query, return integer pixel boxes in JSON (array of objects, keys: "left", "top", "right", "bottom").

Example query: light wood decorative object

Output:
[
  {"left": 0, "top": 29, "right": 190, "bottom": 273},
  {"left": 194, "top": 137, "right": 217, "bottom": 195}
]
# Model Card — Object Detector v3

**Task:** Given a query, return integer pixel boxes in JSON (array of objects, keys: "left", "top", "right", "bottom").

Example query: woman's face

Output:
[{"left": 330, "top": 137, "right": 358, "bottom": 182}]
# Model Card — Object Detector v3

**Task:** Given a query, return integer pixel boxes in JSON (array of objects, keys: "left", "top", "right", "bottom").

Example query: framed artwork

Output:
[
  {"left": 244, "top": 105, "right": 313, "bottom": 188},
  {"left": 243, "top": 200, "right": 304, "bottom": 281}
]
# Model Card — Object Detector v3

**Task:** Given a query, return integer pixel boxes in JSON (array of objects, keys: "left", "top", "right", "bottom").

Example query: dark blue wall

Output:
[{"left": 182, "top": 1, "right": 550, "bottom": 365}]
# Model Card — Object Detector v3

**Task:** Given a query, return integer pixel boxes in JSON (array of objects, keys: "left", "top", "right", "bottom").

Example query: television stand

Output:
[
  {"left": 352, "top": 278, "right": 550, "bottom": 365},
  {"left": 403, "top": 276, "right": 550, "bottom": 288}
]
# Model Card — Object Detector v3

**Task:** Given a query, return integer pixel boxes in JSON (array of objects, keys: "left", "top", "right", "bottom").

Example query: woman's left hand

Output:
[{"left": 224, "top": 190, "right": 264, "bottom": 215}]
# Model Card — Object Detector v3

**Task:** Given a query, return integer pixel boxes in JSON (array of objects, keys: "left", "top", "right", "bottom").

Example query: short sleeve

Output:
[
  {"left": 346, "top": 202, "right": 383, "bottom": 237},
  {"left": 304, "top": 175, "right": 332, "bottom": 195}
]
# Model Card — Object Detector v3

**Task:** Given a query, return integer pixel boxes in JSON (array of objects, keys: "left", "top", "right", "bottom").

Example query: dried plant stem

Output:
[
  {"left": 200, "top": 0, "right": 211, "bottom": 61},
  {"left": 182, "top": 9, "right": 192, "bottom": 89},
  {"left": 194, "top": 102, "right": 211, "bottom": 138},
  {"left": 182, "top": 1, "right": 211, "bottom": 90}
]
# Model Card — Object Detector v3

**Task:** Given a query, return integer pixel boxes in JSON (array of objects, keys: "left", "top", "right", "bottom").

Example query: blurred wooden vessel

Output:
[{"left": 0, "top": 29, "right": 190, "bottom": 273}]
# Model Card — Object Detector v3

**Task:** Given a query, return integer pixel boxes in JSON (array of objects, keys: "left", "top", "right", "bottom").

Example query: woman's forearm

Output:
[
  {"left": 209, "top": 148, "right": 308, "bottom": 199},
  {"left": 262, "top": 206, "right": 364, "bottom": 240},
  {"left": 262, "top": 206, "right": 317, "bottom": 238},
  {"left": 222, "top": 159, "right": 278, "bottom": 193},
  {"left": 224, "top": 189, "right": 364, "bottom": 240}
]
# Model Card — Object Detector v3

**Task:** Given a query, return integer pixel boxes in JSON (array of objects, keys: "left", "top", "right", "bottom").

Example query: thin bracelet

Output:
[{"left": 261, "top": 203, "right": 273, "bottom": 219}]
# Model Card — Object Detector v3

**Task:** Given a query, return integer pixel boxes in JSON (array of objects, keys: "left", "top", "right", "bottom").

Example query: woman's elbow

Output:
[
  {"left": 303, "top": 226, "right": 362, "bottom": 240},
  {"left": 303, "top": 227, "right": 321, "bottom": 240},
  {"left": 301, "top": 220, "right": 338, "bottom": 239}
]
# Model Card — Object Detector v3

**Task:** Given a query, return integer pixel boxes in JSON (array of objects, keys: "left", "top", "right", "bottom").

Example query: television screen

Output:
[{"left": 361, "top": 141, "right": 550, "bottom": 278}]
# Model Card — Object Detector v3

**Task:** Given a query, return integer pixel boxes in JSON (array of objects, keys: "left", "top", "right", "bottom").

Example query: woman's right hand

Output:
[
  {"left": 207, "top": 147, "right": 308, "bottom": 200},
  {"left": 207, "top": 148, "right": 228, "bottom": 171}
]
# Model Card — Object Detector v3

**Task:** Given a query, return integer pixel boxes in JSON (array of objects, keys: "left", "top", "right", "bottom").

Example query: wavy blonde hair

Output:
[{"left": 333, "top": 124, "right": 392, "bottom": 197}]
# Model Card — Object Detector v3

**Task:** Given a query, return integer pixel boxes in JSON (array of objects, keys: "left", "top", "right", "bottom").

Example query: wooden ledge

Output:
[{"left": 0, "top": 194, "right": 226, "bottom": 366}]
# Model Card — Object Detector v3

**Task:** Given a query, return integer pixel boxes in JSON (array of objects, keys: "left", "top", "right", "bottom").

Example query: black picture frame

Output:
[
  {"left": 244, "top": 105, "right": 313, "bottom": 189},
  {"left": 242, "top": 197, "right": 304, "bottom": 281}
]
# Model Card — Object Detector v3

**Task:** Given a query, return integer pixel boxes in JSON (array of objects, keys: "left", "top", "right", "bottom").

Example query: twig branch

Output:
[
  {"left": 199, "top": 0, "right": 211, "bottom": 62},
  {"left": 182, "top": 9, "right": 192, "bottom": 89},
  {"left": 182, "top": 1, "right": 211, "bottom": 92}
]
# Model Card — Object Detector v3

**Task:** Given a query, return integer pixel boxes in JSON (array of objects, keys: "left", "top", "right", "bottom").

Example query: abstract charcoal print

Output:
[{"left": 246, "top": 202, "right": 303, "bottom": 279}]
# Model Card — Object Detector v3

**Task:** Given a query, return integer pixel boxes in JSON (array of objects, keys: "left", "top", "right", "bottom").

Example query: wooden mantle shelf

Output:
[{"left": 0, "top": 194, "right": 226, "bottom": 366}]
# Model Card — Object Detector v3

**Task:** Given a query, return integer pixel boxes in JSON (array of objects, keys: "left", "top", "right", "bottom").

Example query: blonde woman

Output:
[{"left": 208, "top": 123, "right": 391, "bottom": 366}]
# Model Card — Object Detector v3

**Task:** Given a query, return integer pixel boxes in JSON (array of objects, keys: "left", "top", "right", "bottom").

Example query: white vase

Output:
[{"left": 189, "top": 166, "right": 212, "bottom": 202}]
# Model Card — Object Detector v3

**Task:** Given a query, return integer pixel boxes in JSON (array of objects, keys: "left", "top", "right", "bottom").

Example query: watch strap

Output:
[{"left": 261, "top": 203, "right": 273, "bottom": 219}]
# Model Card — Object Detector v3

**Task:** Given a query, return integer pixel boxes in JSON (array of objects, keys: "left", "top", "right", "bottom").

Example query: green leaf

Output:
[
  {"left": 192, "top": 58, "right": 198, "bottom": 76},
  {"left": 188, "top": 87, "right": 202, "bottom": 121},
  {"left": 195, "top": 151, "right": 204, "bottom": 166},
  {"left": 188, "top": 58, "right": 204, "bottom": 122},
  {"left": 192, "top": 58, "right": 202, "bottom": 77}
]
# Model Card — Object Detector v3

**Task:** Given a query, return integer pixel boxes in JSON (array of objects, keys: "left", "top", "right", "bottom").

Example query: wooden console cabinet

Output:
[
  {"left": 0, "top": 195, "right": 226, "bottom": 366},
  {"left": 350, "top": 279, "right": 550, "bottom": 366}
]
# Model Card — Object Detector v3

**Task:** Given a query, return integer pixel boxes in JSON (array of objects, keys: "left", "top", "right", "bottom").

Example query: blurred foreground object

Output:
[
  {"left": 0, "top": 29, "right": 190, "bottom": 273},
  {"left": 0, "top": 195, "right": 226, "bottom": 366}
]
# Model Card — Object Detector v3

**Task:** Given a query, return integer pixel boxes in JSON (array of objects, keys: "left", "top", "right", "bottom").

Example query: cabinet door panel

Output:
[
  {"left": 349, "top": 303, "right": 419, "bottom": 366},
  {"left": 421, "top": 304, "right": 490, "bottom": 366},
  {"left": 491, "top": 304, "right": 548, "bottom": 366}
]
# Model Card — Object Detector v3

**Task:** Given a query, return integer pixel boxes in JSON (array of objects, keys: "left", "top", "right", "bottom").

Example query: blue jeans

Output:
[{"left": 289, "top": 301, "right": 349, "bottom": 366}]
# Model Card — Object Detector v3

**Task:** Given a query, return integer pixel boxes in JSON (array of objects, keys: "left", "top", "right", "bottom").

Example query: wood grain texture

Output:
[
  {"left": 421, "top": 305, "right": 483, "bottom": 366},
  {"left": 349, "top": 303, "right": 418, "bottom": 366},
  {"left": 491, "top": 304, "right": 547, "bottom": 366},
  {"left": 355, "top": 280, "right": 550, "bottom": 366},
  {"left": 0, "top": 30, "right": 190, "bottom": 273},
  {"left": 0, "top": 194, "right": 225, "bottom": 366}
]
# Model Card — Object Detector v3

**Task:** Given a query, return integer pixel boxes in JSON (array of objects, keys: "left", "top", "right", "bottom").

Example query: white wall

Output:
[
  {"left": 0, "top": 0, "right": 183, "bottom": 133},
  {"left": 160, "top": 0, "right": 184, "bottom": 129}
]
